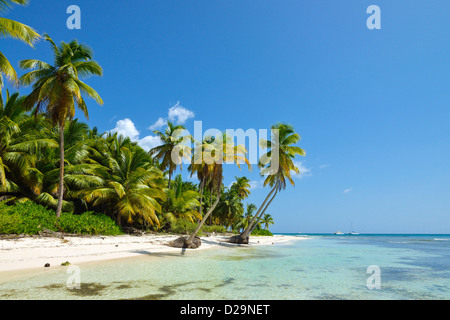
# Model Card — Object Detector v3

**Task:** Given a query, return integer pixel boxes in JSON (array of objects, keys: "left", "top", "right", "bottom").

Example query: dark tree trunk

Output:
[
  {"left": 185, "top": 188, "right": 221, "bottom": 247},
  {"left": 55, "top": 123, "right": 65, "bottom": 218},
  {"left": 230, "top": 182, "right": 278, "bottom": 244}
]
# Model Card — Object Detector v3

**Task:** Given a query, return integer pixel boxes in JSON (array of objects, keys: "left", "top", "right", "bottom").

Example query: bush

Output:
[
  {"left": 202, "top": 224, "right": 227, "bottom": 234},
  {"left": 169, "top": 220, "right": 228, "bottom": 236},
  {"left": 251, "top": 229, "right": 273, "bottom": 236},
  {"left": 58, "top": 211, "right": 122, "bottom": 235},
  {"left": 0, "top": 201, "right": 122, "bottom": 236}
]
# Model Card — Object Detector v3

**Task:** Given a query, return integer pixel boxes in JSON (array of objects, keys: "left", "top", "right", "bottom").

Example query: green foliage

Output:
[
  {"left": 58, "top": 211, "right": 122, "bottom": 235},
  {"left": 251, "top": 228, "right": 273, "bottom": 236},
  {"left": 169, "top": 219, "right": 227, "bottom": 236},
  {"left": 0, "top": 201, "right": 122, "bottom": 235}
]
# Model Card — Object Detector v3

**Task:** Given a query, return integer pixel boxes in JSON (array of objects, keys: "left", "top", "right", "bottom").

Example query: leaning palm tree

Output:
[
  {"left": 149, "top": 121, "right": 192, "bottom": 189},
  {"left": 173, "top": 133, "right": 251, "bottom": 248},
  {"left": 0, "top": 0, "right": 40, "bottom": 87},
  {"left": 231, "top": 123, "right": 305, "bottom": 244},
  {"left": 19, "top": 34, "right": 103, "bottom": 217}
]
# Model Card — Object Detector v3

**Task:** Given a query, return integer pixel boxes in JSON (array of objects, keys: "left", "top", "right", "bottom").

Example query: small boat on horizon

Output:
[{"left": 333, "top": 231, "right": 344, "bottom": 235}]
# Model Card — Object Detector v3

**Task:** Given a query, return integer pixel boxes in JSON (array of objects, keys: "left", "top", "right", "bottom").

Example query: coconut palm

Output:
[
  {"left": 31, "top": 119, "right": 105, "bottom": 212},
  {"left": 232, "top": 123, "right": 305, "bottom": 243},
  {"left": 183, "top": 133, "right": 251, "bottom": 247},
  {"left": 19, "top": 34, "right": 103, "bottom": 217},
  {"left": 149, "top": 121, "right": 192, "bottom": 189},
  {"left": 164, "top": 174, "right": 201, "bottom": 227},
  {"left": 230, "top": 176, "right": 251, "bottom": 199},
  {"left": 261, "top": 213, "right": 274, "bottom": 230},
  {"left": 78, "top": 136, "right": 166, "bottom": 226},
  {"left": 215, "top": 188, "right": 244, "bottom": 231},
  {"left": 0, "top": 0, "right": 40, "bottom": 87},
  {"left": 0, "top": 91, "right": 58, "bottom": 198}
]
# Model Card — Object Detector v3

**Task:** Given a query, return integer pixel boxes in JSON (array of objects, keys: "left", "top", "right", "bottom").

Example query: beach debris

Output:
[
  {"left": 44, "top": 263, "right": 50, "bottom": 268},
  {"left": 61, "top": 261, "right": 71, "bottom": 266},
  {"left": 168, "top": 236, "right": 201, "bottom": 249}
]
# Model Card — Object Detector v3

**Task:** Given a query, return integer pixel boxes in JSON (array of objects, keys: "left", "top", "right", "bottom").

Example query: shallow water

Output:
[{"left": 0, "top": 234, "right": 449, "bottom": 300}]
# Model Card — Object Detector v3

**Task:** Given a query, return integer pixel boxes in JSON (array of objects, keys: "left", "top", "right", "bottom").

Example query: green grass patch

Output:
[{"left": 0, "top": 201, "right": 122, "bottom": 235}]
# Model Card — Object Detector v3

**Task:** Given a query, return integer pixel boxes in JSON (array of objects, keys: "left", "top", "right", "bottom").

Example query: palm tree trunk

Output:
[
  {"left": 249, "top": 187, "right": 278, "bottom": 234},
  {"left": 168, "top": 170, "right": 172, "bottom": 189},
  {"left": 198, "top": 182, "right": 204, "bottom": 222},
  {"left": 55, "top": 123, "right": 65, "bottom": 218},
  {"left": 239, "top": 183, "right": 278, "bottom": 241},
  {"left": 187, "top": 188, "right": 221, "bottom": 245}
]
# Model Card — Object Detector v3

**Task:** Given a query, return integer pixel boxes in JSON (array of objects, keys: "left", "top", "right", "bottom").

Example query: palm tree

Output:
[
  {"left": 149, "top": 121, "right": 192, "bottom": 189},
  {"left": 231, "top": 123, "right": 305, "bottom": 244},
  {"left": 261, "top": 213, "right": 274, "bottom": 230},
  {"left": 0, "top": 0, "right": 40, "bottom": 87},
  {"left": 234, "top": 203, "right": 256, "bottom": 231},
  {"left": 79, "top": 137, "right": 167, "bottom": 226},
  {"left": 32, "top": 119, "right": 104, "bottom": 212},
  {"left": 0, "top": 90, "right": 58, "bottom": 199},
  {"left": 164, "top": 174, "right": 201, "bottom": 228},
  {"left": 181, "top": 133, "right": 251, "bottom": 247},
  {"left": 230, "top": 176, "right": 251, "bottom": 199},
  {"left": 215, "top": 188, "right": 244, "bottom": 231},
  {"left": 19, "top": 34, "right": 103, "bottom": 217}
]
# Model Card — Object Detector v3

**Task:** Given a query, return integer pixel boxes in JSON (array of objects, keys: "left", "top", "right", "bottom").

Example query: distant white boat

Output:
[
  {"left": 333, "top": 231, "right": 344, "bottom": 235},
  {"left": 347, "top": 223, "right": 359, "bottom": 235}
]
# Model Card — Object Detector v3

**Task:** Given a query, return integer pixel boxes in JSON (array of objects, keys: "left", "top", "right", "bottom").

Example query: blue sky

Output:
[{"left": 2, "top": 0, "right": 450, "bottom": 233}]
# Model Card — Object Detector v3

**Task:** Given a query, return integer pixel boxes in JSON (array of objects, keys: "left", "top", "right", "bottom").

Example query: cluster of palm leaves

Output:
[{"left": 1, "top": 1, "right": 306, "bottom": 240}]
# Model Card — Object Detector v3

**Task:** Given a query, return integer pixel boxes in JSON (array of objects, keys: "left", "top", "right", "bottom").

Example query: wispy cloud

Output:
[
  {"left": 343, "top": 188, "right": 352, "bottom": 194},
  {"left": 292, "top": 161, "right": 312, "bottom": 179},
  {"left": 168, "top": 101, "right": 195, "bottom": 124},
  {"left": 249, "top": 179, "right": 265, "bottom": 190},
  {"left": 148, "top": 117, "right": 166, "bottom": 131}
]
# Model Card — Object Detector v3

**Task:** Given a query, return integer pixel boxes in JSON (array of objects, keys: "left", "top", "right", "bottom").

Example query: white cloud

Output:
[
  {"left": 292, "top": 161, "right": 312, "bottom": 179},
  {"left": 168, "top": 101, "right": 195, "bottom": 124},
  {"left": 138, "top": 135, "right": 163, "bottom": 152},
  {"left": 110, "top": 118, "right": 162, "bottom": 152},
  {"left": 343, "top": 188, "right": 352, "bottom": 194},
  {"left": 249, "top": 179, "right": 265, "bottom": 190},
  {"left": 110, "top": 118, "right": 139, "bottom": 141},
  {"left": 149, "top": 117, "right": 166, "bottom": 131}
]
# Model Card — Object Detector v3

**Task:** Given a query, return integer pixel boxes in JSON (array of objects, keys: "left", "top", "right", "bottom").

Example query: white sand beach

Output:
[{"left": 0, "top": 234, "right": 302, "bottom": 273}]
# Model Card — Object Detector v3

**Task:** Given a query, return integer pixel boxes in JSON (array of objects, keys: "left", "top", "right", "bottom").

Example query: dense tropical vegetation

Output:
[{"left": 0, "top": 1, "right": 306, "bottom": 245}]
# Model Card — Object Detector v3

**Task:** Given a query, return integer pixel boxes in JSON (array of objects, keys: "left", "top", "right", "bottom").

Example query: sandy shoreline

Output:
[{"left": 0, "top": 234, "right": 303, "bottom": 273}]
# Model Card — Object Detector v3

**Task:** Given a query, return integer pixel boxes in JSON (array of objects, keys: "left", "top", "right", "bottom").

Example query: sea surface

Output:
[{"left": 0, "top": 234, "right": 449, "bottom": 300}]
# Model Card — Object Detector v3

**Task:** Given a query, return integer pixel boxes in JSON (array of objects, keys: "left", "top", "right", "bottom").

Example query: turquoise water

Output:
[{"left": 0, "top": 234, "right": 449, "bottom": 299}]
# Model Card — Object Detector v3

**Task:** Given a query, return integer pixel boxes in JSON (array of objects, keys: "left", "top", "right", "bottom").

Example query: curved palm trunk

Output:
[
  {"left": 187, "top": 188, "right": 221, "bottom": 245},
  {"left": 237, "top": 182, "right": 278, "bottom": 242},
  {"left": 249, "top": 187, "right": 278, "bottom": 234},
  {"left": 55, "top": 123, "right": 65, "bottom": 218},
  {"left": 198, "top": 182, "right": 204, "bottom": 221}
]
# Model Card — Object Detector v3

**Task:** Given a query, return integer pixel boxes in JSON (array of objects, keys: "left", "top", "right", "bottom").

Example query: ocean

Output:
[{"left": 0, "top": 234, "right": 449, "bottom": 300}]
